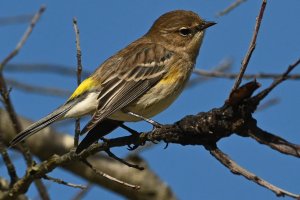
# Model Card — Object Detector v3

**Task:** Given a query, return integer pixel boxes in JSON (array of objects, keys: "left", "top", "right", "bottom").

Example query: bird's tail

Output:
[
  {"left": 9, "top": 103, "right": 74, "bottom": 147},
  {"left": 76, "top": 119, "right": 123, "bottom": 153}
]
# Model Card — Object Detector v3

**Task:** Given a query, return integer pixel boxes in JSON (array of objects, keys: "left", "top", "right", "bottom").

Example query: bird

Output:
[{"left": 9, "top": 10, "right": 216, "bottom": 153}]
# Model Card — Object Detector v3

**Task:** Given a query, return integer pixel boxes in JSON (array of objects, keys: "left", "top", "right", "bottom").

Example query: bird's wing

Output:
[{"left": 81, "top": 43, "right": 173, "bottom": 134}]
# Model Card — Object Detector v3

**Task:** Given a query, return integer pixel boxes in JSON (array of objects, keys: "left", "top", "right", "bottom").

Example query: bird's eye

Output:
[{"left": 179, "top": 27, "right": 192, "bottom": 36}]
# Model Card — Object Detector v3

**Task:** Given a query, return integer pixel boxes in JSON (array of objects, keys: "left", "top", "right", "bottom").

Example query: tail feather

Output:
[{"left": 9, "top": 104, "right": 74, "bottom": 147}]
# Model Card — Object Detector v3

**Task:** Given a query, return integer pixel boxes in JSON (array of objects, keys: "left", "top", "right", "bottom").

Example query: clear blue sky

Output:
[{"left": 1, "top": 1, "right": 300, "bottom": 199}]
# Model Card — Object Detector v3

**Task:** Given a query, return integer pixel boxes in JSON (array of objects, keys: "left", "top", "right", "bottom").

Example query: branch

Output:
[
  {"left": 2, "top": 78, "right": 298, "bottom": 199},
  {"left": 0, "top": 177, "right": 27, "bottom": 200},
  {"left": 0, "top": 14, "right": 33, "bottom": 26},
  {"left": 71, "top": 183, "right": 93, "bottom": 200},
  {"left": 0, "top": 6, "right": 46, "bottom": 71},
  {"left": 0, "top": 138, "right": 18, "bottom": 185},
  {"left": 241, "top": 122, "right": 300, "bottom": 157},
  {"left": 0, "top": 6, "right": 49, "bottom": 200},
  {"left": 72, "top": 17, "right": 82, "bottom": 148},
  {"left": 5, "top": 63, "right": 90, "bottom": 78},
  {"left": 206, "top": 145, "right": 299, "bottom": 199},
  {"left": 1, "top": 72, "right": 299, "bottom": 199},
  {"left": 187, "top": 58, "right": 232, "bottom": 88},
  {"left": 2, "top": 58, "right": 299, "bottom": 199},
  {"left": 82, "top": 159, "right": 140, "bottom": 189},
  {"left": 6, "top": 78, "right": 71, "bottom": 97},
  {"left": 0, "top": 109, "right": 177, "bottom": 200},
  {"left": 216, "top": 0, "right": 247, "bottom": 17},
  {"left": 43, "top": 175, "right": 87, "bottom": 190},
  {"left": 256, "top": 98, "right": 279, "bottom": 112},
  {"left": 193, "top": 69, "right": 300, "bottom": 80},
  {"left": 230, "top": 0, "right": 267, "bottom": 93},
  {"left": 253, "top": 58, "right": 300, "bottom": 103}
]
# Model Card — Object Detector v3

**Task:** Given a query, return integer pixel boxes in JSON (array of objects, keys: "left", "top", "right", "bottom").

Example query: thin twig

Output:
[
  {"left": 73, "top": 18, "right": 83, "bottom": 87},
  {"left": 105, "top": 150, "right": 144, "bottom": 170},
  {"left": 217, "top": 0, "right": 247, "bottom": 17},
  {"left": 206, "top": 145, "right": 299, "bottom": 199},
  {"left": 71, "top": 183, "right": 93, "bottom": 200},
  {"left": 0, "top": 139, "right": 18, "bottom": 186},
  {"left": 4, "top": 113, "right": 297, "bottom": 199},
  {"left": 244, "top": 124, "right": 300, "bottom": 158},
  {"left": 0, "top": 6, "right": 50, "bottom": 200},
  {"left": 82, "top": 159, "right": 140, "bottom": 190},
  {"left": 0, "top": 6, "right": 46, "bottom": 72},
  {"left": 187, "top": 58, "right": 232, "bottom": 88},
  {"left": 5, "top": 63, "right": 90, "bottom": 78},
  {"left": 253, "top": 58, "right": 300, "bottom": 102},
  {"left": 256, "top": 98, "right": 279, "bottom": 112},
  {"left": 4, "top": 64, "right": 299, "bottom": 198},
  {"left": 0, "top": 14, "right": 34, "bottom": 26},
  {"left": 73, "top": 18, "right": 82, "bottom": 148},
  {"left": 230, "top": 0, "right": 267, "bottom": 95},
  {"left": 43, "top": 175, "right": 87, "bottom": 190},
  {"left": 6, "top": 78, "right": 71, "bottom": 97},
  {"left": 193, "top": 69, "right": 300, "bottom": 80}
]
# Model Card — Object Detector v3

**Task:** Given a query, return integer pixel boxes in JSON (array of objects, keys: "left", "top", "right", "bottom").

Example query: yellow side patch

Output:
[
  {"left": 69, "top": 77, "right": 96, "bottom": 100},
  {"left": 160, "top": 68, "right": 181, "bottom": 84}
]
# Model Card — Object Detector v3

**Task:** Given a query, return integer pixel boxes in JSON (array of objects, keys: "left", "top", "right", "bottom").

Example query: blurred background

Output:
[{"left": 1, "top": 0, "right": 300, "bottom": 199}]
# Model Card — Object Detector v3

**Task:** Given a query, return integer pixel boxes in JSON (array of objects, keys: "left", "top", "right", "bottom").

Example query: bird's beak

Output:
[{"left": 197, "top": 21, "right": 216, "bottom": 31}]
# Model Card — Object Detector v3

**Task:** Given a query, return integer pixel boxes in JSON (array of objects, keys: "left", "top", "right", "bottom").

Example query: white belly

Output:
[{"left": 108, "top": 80, "right": 186, "bottom": 121}]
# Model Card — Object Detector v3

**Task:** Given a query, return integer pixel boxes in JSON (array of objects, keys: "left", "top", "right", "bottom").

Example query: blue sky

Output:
[{"left": 1, "top": 1, "right": 300, "bottom": 199}]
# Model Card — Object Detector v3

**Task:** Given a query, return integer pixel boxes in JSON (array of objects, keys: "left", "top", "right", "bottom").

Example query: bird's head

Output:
[{"left": 147, "top": 10, "right": 216, "bottom": 60}]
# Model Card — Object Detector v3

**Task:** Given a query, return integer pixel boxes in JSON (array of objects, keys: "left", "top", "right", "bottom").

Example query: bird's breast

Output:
[{"left": 109, "top": 65, "right": 192, "bottom": 122}]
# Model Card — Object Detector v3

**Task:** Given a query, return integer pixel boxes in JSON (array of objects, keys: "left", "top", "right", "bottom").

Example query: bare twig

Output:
[
  {"left": 253, "top": 58, "right": 300, "bottom": 102},
  {"left": 43, "top": 175, "right": 87, "bottom": 190},
  {"left": 73, "top": 18, "right": 83, "bottom": 87},
  {"left": 256, "top": 98, "right": 279, "bottom": 112},
  {"left": 243, "top": 124, "right": 300, "bottom": 158},
  {"left": 105, "top": 149, "right": 144, "bottom": 170},
  {"left": 72, "top": 18, "right": 82, "bottom": 148},
  {"left": 0, "top": 6, "right": 46, "bottom": 72},
  {"left": 230, "top": 0, "right": 267, "bottom": 94},
  {"left": 193, "top": 69, "right": 300, "bottom": 80},
  {"left": 187, "top": 58, "right": 232, "bottom": 88},
  {"left": 5, "top": 63, "right": 90, "bottom": 78},
  {"left": 33, "top": 180, "right": 50, "bottom": 200},
  {"left": 3, "top": 93, "right": 299, "bottom": 199},
  {"left": 6, "top": 78, "right": 71, "bottom": 97},
  {"left": 217, "top": 0, "right": 247, "bottom": 17},
  {"left": 1, "top": 109, "right": 175, "bottom": 200},
  {"left": 82, "top": 159, "right": 140, "bottom": 190},
  {"left": 6, "top": 62, "right": 300, "bottom": 81},
  {"left": 206, "top": 145, "right": 299, "bottom": 199},
  {"left": 71, "top": 183, "right": 93, "bottom": 200},
  {"left": 0, "top": 14, "right": 34, "bottom": 26},
  {"left": 0, "top": 6, "right": 50, "bottom": 200},
  {"left": 0, "top": 138, "right": 18, "bottom": 186}
]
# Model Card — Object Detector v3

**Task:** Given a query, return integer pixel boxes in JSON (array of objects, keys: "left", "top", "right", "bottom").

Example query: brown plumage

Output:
[{"left": 10, "top": 10, "right": 216, "bottom": 153}]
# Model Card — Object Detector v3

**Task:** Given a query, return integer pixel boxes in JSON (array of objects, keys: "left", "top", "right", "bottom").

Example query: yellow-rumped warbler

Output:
[{"left": 10, "top": 10, "right": 215, "bottom": 152}]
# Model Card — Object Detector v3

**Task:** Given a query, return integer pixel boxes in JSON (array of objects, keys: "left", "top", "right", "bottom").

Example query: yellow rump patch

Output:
[{"left": 69, "top": 77, "right": 96, "bottom": 100}]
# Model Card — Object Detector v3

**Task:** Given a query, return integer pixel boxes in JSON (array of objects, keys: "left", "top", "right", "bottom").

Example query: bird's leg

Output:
[
  {"left": 126, "top": 111, "right": 162, "bottom": 128},
  {"left": 119, "top": 124, "right": 143, "bottom": 150},
  {"left": 124, "top": 111, "right": 162, "bottom": 148},
  {"left": 119, "top": 124, "right": 139, "bottom": 136}
]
